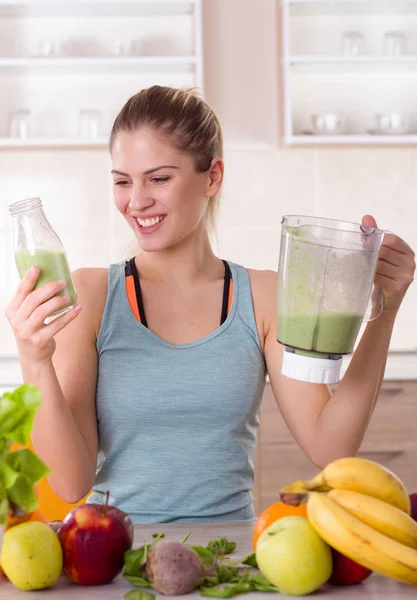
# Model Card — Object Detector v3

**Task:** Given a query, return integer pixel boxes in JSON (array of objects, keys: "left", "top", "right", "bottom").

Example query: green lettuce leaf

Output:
[
  {"left": 0, "top": 384, "right": 49, "bottom": 514},
  {"left": 0, "top": 384, "right": 41, "bottom": 445},
  {"left": 6, "top": 449, "right": 50, "bottom": 484},
  {"left": 6, "top": 473, "right": 38, "bottom": 514}
]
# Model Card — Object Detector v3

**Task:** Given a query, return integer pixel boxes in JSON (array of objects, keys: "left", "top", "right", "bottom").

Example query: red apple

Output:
[
  {"left": 409, "top": 493, "right": 417, "bottom": 523},
  {"left": 328, "top": 548, "right": 372, "bottom": 586},
  {"left": 58, "top": 492, "right": 133, "bottom": 586}
]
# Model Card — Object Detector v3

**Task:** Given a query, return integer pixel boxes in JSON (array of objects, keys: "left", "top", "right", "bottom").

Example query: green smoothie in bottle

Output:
[
  {"left": 9, "top": 197, "right": 77, "bottom": 317},
  {"left": 15, "top": 249, "right": 77, "bottom": 308}
]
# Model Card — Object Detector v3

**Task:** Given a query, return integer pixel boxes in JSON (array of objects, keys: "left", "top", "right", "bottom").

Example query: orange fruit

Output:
[
  {"left": 6, "top": 507, "right": 46, "bottom": 531},
  {"left": 253, "top": 501, "right": 308, "bottom": 549}
]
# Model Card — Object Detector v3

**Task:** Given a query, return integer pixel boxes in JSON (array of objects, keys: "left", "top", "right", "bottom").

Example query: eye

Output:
[
  {"left": 114, "top": 180, "right": 130, "bottom": 186},
  {"left": 151, "top": 176, "right": 170, "bottom": 184}
]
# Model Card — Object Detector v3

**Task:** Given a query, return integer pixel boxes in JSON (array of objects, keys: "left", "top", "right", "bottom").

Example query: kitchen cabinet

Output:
[
  {"left": 281, "top": 0, "right": 417, "bottom": 146},
  {"left": 0, "top": 0, "right": 203, "bottom": 357},
  {"left": 254, "top": 380, "right": 417, "bottom": 514},
  {"left": 0, "top": 0, "right": 203, "bottom": 148}
]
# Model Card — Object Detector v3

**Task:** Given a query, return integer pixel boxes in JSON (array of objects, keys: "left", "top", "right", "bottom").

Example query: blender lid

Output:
[{"left": 281, "top": 349, "right": 343, "bottom": 384}]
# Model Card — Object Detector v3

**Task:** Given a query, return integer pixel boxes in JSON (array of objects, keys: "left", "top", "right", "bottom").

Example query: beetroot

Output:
[{"left": 146, "top": 540, "right": 206, "bottom": 595}]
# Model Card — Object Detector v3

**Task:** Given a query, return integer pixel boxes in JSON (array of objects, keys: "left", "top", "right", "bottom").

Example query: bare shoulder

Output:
[
  {"left": 72, "top": 268, "right": 108, "bottom": 337},
  {"left": 246, "top": 268, "right": 278, "bottom": 343},
  {"left": 247, "top": 268, "right": 277, "bottom": 294}
]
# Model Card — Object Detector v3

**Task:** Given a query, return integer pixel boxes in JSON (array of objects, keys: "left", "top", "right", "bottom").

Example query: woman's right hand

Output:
[{"left": 5, "top": 266, "right": 82, "bottom": 366}]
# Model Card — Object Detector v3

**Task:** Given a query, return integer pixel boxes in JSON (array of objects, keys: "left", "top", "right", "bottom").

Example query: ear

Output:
[{"left": 206, "top": 157, "right": 224, "bottom": 198}]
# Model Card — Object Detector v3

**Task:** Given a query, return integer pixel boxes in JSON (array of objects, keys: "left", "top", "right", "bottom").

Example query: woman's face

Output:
[{"left": 111, "top": 127, "right": 223, "bottom": 253}]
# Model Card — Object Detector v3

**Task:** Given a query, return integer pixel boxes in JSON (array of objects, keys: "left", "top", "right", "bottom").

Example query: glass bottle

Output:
[{"left": 9, "top": 197, "right": 77, "bottom": 316}]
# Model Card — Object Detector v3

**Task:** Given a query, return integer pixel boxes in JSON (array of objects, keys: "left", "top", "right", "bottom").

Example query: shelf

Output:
[
  {"left": 0, "top": 1, "right": 198, "bottom": 17},
  {"left": 285, "top": 0, "right": 417, "bottom": 16},
  {"left": 0, "top": 137, "right": 109, "bottom": 148},
  {"left": 285, "top": 0, "right": 417, "bottom": 4},
  {"left": 285, "top": 134, "right": 417, "bottom": 145},
  {"left": 6, "top": 135, "right": 414, "bottom": 150},
  {"left": 287, "top": 55, "right": 417, "bottom": 72},
  {"left": 0, "top": 56, "right": 198, "bottom": 74},
  {"left": 288, "top": 55, "right": 417, "bottom": 65}
]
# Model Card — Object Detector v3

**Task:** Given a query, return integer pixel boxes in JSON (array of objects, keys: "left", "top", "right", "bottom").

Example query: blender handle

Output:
[
  {"left": 363, "top": 285, "right": 384, "bottom": 322},
  {"left": 362, "top": 228, "right": 390, "bottom": 323}
]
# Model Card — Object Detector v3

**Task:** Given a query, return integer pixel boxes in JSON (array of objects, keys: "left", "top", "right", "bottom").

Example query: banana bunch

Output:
[{"left": 280, "top": 457, "right": 417, "bottom": 586}]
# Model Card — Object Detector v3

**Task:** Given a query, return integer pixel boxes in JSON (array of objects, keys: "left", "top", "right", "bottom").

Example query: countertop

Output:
[{"left": 0, "top": 521, "right": 415, "bottom": 598}]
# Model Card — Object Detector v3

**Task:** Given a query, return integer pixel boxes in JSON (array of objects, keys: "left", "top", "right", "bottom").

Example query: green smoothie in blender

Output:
[{"left": 277, "top": 312, "right": 363, "bottom": 356}]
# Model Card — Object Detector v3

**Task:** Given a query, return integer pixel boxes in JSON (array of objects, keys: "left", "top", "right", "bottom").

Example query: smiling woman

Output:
[{"left": 5, "top": 85, "right": 415, "bottom": 525}]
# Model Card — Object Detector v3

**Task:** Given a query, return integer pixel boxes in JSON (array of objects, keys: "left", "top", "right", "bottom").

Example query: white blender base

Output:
[{"left": 281, "top": 349, "right": 343, "bottom": 384}]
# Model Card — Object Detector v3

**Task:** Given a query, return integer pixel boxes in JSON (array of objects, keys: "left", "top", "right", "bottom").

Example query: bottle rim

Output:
[{"left": 8, "top": 197, "right": 42, "bottom": 215}]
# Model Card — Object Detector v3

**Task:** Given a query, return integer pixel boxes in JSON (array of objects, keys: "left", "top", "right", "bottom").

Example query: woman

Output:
[{"left": 5, "top": 86, "right": 415, "bottom": 523}]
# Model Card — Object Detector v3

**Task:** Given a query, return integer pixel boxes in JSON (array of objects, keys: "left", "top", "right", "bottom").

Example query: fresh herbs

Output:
[
  {"left": 0, "top": 385, "right": 49, "bottom": 518},
  {"left": 123, "top": 533, "right": 280, "bottom": 598},
  {"left": 207, "top": 537, "right": 236, "bottom": 555},
  {"left": 123, "top": 533, "right": 165, "bottom": 587},
  {"left": 124, "top": 591, "right": 156, "bottom": 600}
]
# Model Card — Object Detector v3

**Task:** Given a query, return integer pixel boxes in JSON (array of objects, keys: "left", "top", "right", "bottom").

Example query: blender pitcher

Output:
[{"left": 277, "top": 216, "right": 384, "bottom": 384}]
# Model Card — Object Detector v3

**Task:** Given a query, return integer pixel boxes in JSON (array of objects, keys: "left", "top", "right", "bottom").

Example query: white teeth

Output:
[{"left": 137, "top": 215, "right": 165, "bottom": 228}]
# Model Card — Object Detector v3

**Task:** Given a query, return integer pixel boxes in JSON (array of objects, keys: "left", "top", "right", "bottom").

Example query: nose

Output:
[{"left": 128, "top": 182, "right": 155, "bottom": 211}]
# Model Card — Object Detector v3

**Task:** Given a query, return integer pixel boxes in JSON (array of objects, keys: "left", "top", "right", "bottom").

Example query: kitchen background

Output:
[{"left": 0, "top": 0, "right": 416, "bottom": 514}]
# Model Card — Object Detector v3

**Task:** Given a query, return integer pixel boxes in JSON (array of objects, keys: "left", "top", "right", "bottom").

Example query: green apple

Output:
[{"left": 256, "top": 515, "right": 332, "bottom": 596}]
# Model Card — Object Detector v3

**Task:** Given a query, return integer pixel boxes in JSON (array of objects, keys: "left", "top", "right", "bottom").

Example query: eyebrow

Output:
[{"left": 111, "top": 165, "right": 180, "bottom": 177}]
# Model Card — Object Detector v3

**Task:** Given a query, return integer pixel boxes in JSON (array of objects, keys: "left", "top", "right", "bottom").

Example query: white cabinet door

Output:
[{"left": 316, "top": 148, "right": 417, "bottom": 351}]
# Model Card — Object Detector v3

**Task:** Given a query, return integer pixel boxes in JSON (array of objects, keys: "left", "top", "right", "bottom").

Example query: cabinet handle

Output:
[
  {"left": 379, "top": 386, "right": 404, "bottom": 397},
  {"left": 357, "top": 450, "right": 404, "bottom": 462}
]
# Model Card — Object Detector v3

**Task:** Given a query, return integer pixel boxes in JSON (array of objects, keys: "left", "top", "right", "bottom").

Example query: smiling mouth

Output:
[{"left": 135, "top": 215, "right": 166, "bottom": 228}]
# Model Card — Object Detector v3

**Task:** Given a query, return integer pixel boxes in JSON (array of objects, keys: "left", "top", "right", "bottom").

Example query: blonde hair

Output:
[{"left": 110, "top": 86, "right": 223, "bottom": 247}]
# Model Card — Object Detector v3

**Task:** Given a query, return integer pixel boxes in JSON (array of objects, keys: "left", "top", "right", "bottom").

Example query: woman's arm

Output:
[
  {"left": 6, "top": 268, "right": 107, "bottom": 503},
  {"left": 258, "top": 216, "right": 415, "bottom": 469}
]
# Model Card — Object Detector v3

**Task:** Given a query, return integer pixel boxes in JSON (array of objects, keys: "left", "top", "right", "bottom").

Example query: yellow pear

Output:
[{"left": 1, "top": 521, "right": 62, "bottom": 590}]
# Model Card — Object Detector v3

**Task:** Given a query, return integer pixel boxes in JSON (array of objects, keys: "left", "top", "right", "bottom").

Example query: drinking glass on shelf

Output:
[
  {"left": 341, "top": 31, "right": 365, "bottom": 56},
  {"left": 78, "top": 109, "right": 102, "bottom": 138},
  {"left": 108, "top": 41, "right": 125, "bottom": 56},
  {"left": 8, "top": 110, "right": 31, "bottom": 138},
  {"left": 383, "top": 31, "right": 406, "bottom": 56},
  {"left": 374, "top": 113, "right": 411, "bottom": 135},
  {"left": 37, "top": 39, "right": 56, "bottom": 57}
]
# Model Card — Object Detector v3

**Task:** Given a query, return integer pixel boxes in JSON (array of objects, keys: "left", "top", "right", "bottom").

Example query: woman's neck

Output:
[{"left": 135, "top": 229, "right": 223, "bottom": 286}]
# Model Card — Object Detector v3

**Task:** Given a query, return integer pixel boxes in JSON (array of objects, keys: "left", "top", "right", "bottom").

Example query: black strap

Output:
[
  {"left": 126, "top": 258, "right": 148, "bottom": 328},
  {"left": 220, "top": 260, "right": 232, "bottom": 326},
  {"left": 126, "top": 258, "right": 232, "bottom": 329}
]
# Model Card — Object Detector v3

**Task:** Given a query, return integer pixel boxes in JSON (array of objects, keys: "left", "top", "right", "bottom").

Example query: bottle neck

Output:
[
  {"left": 9, "top": 197, "right": 42, "bottom": 216},
  {"left": 10, "top": 199, "right": 61, "bottom": 253}
]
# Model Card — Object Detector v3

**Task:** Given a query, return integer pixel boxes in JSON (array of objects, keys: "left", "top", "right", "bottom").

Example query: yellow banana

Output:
[
  {"left": 328, "top": 489, "right": 417, "bottom": 550},
  {"left": 280, "top": 457, "right": 410, "bottom": 514},
  {"left": 307, "top": 491, "right": 417, "bottom": 585}
]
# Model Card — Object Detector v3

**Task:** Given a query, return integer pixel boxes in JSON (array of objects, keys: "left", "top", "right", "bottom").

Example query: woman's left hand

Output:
[{"left": 363, "top": 214, "right": 415, "bottom": 313}]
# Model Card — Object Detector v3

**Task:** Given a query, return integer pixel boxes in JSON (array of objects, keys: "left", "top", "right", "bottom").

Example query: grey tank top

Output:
[{"left": 88, "top": 260, "right": 267, "bottom": 523}]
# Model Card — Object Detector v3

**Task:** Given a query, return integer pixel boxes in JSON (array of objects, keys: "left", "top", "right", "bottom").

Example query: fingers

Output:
[
  {"left": 24, "top": 294, "right": 74, "bottom": 331},
  {"left": 15, "top": 279, "right": 68, "bottom": 323},
  {"left": 5, "top": 266, "right": 40, "bottom": 319},
  {"left": 375, "top": 260, "right": 398, "bottom": 282},
  {"left": 376, "top": 255, "right": 415, "bottom": 289},
  {"left": 379, "top": 245, "right": 405, "bottom": 268},
  {"left": 362, "top": 214, "right": 378, "bottom": 229},
  {"left": 382, "top": 233, "right": 415, "bottom": 257},
  {"left": 29, "top": 304, "right": 82, "bottom": 349}
]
